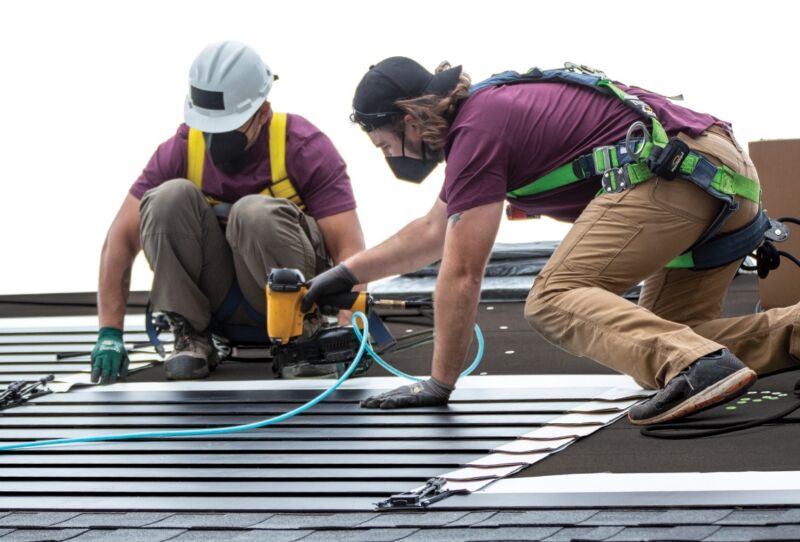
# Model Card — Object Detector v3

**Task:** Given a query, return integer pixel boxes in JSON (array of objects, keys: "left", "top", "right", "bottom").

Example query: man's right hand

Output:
[
  {"left": 91, "top": 327, "right": 130, "bottom": 384},
  {"left": 360, "top": 378, "right": 454, "bottom": 409},
  {"left": 301, "top": 263, "right": 359, "bottom": 313}
]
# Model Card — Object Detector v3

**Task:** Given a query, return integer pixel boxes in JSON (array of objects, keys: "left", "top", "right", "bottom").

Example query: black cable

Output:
[
  {"left": 379, "top": 316, "right": 435, "bottom": 327},
  {"left": 740, "top": 254, "right": 758, "bottom": 272},
  {"left": 56, "top": 345, "right": 158, "bottom": 360},
  {"left": 377, "top": 335, "right": 435, "bottom": 356},
  {"left": 641, "top": 400, "right": 800, "bottom": 439},
  {"left": 777, "top": 249, "right": 800, "bottom": 268}
]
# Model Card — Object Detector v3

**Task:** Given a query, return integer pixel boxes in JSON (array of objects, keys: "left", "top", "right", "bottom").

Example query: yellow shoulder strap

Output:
[
  {"left": 186, "top": 128, "right": 205, "bottom": 190},
  {"left": 268, "top": 112, "right": 288, "bottom": 185},
  {"left": 265, "top": 112, "right": 305, "bottom": 209},
  {"left": 187, "top": 116, "right": 303, "bottom": 209},
  {"left": 186, "top": 128, "right": 222, "bottom": 205}
]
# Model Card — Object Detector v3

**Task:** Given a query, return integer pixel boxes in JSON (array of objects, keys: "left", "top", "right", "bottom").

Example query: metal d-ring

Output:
[{"left": 625, "top": 121, "right": 650, "bottom": 160}]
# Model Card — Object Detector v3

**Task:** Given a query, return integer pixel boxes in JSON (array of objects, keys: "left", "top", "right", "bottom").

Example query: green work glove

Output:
[
  {"left": 90, "top": 327, "right": 130, "bottom": 385},
  {"left": 360, "top": 377, "right": 454, "bottom": 409}
]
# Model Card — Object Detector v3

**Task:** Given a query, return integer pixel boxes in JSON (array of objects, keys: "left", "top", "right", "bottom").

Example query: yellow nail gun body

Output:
[{"left": 266, "top": 268, "right": 370, "bottom": 378}]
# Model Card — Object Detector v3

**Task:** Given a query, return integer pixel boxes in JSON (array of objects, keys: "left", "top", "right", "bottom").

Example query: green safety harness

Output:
[{"left": 473, "top": 63, "right": 791, "bottom": 271}]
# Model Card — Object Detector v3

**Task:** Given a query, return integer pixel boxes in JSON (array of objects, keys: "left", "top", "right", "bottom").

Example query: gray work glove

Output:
[
  {"left": 90, "top": 327, "right": 130, "bottom": 385},
  {"left": 361, "top": 377, "right": 454, "bottom": 409},
  {"left": 301, "top": 263, "right": 359, "bottom": 313}
]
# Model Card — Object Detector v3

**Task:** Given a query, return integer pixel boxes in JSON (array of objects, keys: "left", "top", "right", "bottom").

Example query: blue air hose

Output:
[
  {"left": 0, "top": 312, "right": 484, "bottom": 451},
  {"left": 355, "top": 323, "right": 484, "bottom": 382}
]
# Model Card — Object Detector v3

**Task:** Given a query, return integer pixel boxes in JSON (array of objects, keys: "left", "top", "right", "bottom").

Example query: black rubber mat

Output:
[{"left": 515, "top": 370, "right": 800, "bottom": 476}]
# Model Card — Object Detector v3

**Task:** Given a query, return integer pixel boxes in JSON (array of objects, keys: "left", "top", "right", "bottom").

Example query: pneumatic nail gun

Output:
[{"left": 267, "top": 268, "right": 397, "bottom": 378}]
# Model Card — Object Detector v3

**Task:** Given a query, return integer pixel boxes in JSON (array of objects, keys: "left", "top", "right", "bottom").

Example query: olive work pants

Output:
[
  {"left": 525, "top": 127, "right": 800, "bottom": 389},
  {"left": 139, "top": 178, "right": 329, "bottom": 333}
]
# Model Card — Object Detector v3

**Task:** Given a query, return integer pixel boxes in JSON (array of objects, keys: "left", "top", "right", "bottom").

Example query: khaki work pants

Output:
[
  {"left": 140, "top": 178, "right": 329, "bottom": 332},
  {"left": 525, "top": 128, "right": 800, "bottom": 389}
]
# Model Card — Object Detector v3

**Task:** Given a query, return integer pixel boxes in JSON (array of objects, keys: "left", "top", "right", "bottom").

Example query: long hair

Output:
[{"left": 392, "top": 62, "right": 472, "bottom": 151}]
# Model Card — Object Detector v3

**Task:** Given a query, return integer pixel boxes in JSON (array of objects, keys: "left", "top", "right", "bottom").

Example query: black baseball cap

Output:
[{"left": 351, "top": 57, "right": 463, "bottom": 131}]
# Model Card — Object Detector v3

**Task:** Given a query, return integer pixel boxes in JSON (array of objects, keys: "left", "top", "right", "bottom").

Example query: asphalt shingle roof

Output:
[{"left": 1, "top": 509, "right": 800, "bottom": 541}]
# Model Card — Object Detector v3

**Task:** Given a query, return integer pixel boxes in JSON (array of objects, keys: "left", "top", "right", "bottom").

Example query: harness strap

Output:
[
  {"left": 267, "top": 113, "right": 303, "bottom": 209},
  {"left": 185, "top": 113, "right": 305, "bottom": 211},
  {"left": 210, "top": 280, "right": 270, "bottom": 344},
  {"left": 213, "top": 280, "right": 244, "bottom": 324},
  {"left": 666, "top": 210, "right": 771, "bottom": 271},
  {"left": 512, "top": 144, "right": 760, "bottom": 206},
  {"left": 508, "top": 140, "right": 639, "bottom": 198},
  {"left": 186, "top": 129, "right": 205, "bottom": 190},
  {"left": 144, "top": 301, "right": 166, "bottom": 359},
  {"left": 186, "top": 128, "right": 221, "bottom": 205},
  {"left": 595, "top": 79, "right": 669, "bottom": 150},
  {"left": 497, "top": 64, "right": 760, "bottom": 213},
  {"left": 145, "top": 283, "right": 269, "bottom": 354},
  {"left": 213, "top": 279, "right": 266, "bottom": 327},
  {"left": 614, "top": 151, "right": 760, "bottom": 204}
]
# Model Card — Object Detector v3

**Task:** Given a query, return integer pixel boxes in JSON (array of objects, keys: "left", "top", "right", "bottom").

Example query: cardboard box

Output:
[{"left": 748, "top": 139, "right": 800, "bottom": 309}]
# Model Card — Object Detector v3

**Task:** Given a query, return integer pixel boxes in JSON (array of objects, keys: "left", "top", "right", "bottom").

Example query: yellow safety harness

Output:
[{"left": 186, "top": 112, "right": 305, "bottom": 210}]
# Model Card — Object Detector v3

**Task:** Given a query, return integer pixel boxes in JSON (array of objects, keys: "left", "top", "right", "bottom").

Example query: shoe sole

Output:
[
  {"left": 165, "top": 357, "right": 211, "bottom": 381},
  {"left": 628, "top": 367, "right": 757, "bottom": 426}
]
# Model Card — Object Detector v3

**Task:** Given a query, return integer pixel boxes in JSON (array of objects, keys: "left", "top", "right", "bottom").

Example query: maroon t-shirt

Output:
[
  {"left": 130, "top": 112, "right": 356, "bottom": 220},
  {"left": 440, "top": 82, "right": 724, "bottom": 221}
]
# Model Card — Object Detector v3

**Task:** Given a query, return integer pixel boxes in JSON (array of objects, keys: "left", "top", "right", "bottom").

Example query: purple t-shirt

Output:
[
  {"left": 130, "top": 112, "right": 356, "bottom": 220},
  {"left": 440, "top": 82, "right": 724, "bottom": 221}
]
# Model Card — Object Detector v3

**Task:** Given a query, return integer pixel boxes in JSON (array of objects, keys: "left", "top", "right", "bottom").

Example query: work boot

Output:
[
  {"left": 164, "top": 312, "right": 218, "bottom": 380},
  {"left": 628, "top": 349, "right": 757, "bottom": 425}
]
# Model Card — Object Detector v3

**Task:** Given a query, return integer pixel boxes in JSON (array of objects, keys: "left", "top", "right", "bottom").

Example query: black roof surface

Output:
[{"left": 1, "top": 249, "right": 799, "bottom": 541}]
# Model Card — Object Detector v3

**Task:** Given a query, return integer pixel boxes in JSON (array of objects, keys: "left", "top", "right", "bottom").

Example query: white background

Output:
[{"left": 1, "top": 0, "right": 797, "bottom": 295}]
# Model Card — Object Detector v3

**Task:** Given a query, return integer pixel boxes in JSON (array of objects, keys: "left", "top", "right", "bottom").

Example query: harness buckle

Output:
[
  {"left": 647, "top": 137, "right": 690, "bottom": 180},
  {"left": 601, "top": 166, "right": 631, "bottom": 194},
  {"left": 592, "top": 146, "right": 617, "bottom": 174},
  {"left": 564, "top": 62, "right": 606, "bottom": 77}
]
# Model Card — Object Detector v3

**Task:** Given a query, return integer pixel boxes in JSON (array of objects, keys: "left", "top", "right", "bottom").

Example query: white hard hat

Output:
[{"left": 184, "top": 41, "right": 274, "bottom": 133}]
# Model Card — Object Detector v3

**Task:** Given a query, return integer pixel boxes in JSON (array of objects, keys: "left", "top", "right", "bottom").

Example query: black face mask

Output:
[
  {"left": 204, "top": 116, "right": 256, "bottom": 174},
  {"left": 385, "top": 133, "right": 442, "bottom": 184}
]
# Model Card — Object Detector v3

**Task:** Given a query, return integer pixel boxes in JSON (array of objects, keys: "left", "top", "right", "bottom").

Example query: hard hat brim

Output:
[{"left": 183, "top": 95, "right": 267, "bottom": 133}]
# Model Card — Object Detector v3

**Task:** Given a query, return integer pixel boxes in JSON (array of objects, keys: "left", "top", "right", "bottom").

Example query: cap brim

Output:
[
  {"left": 183, "top": 95, "right": 265, "bottom": 133},
  {"left": 424, "top": 65, "right": 462, "bottom": 97}
]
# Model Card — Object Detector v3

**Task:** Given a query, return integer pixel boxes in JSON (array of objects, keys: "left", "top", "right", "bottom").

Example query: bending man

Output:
[{"left": 303, "top": 57, "right": 800, "bottom": 424}]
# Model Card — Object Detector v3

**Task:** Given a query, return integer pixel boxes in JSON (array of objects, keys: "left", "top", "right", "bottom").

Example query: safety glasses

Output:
[{"left": 349, "top": 109, "right": 401, "bottom": 132}]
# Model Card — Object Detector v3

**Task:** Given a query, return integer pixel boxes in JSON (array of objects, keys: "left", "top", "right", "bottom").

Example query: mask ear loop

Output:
[{"left": 402, "top": 120, "right": 429, "bottom": 160}]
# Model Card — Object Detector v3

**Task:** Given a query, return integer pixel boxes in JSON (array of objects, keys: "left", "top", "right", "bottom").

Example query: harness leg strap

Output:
[{"left": 673, "top": 210, "right": 772, "bottom": 271}]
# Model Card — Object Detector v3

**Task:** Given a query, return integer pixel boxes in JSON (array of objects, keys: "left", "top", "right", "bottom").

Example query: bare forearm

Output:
[
  {"left": 429, "top": 202, "right": 503, "bottom": 387},
  {"left": 97, "top": 240, "right": 136, "bottom": 330},
  {"left": 345, "top": 214, "right": 444, "bottom": 283},
  {"left": 431, "top": 267, "right": 482, "bottom": 386},
  {"left": 97, "top": 194, "right": 142, "bottom": 331}
]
